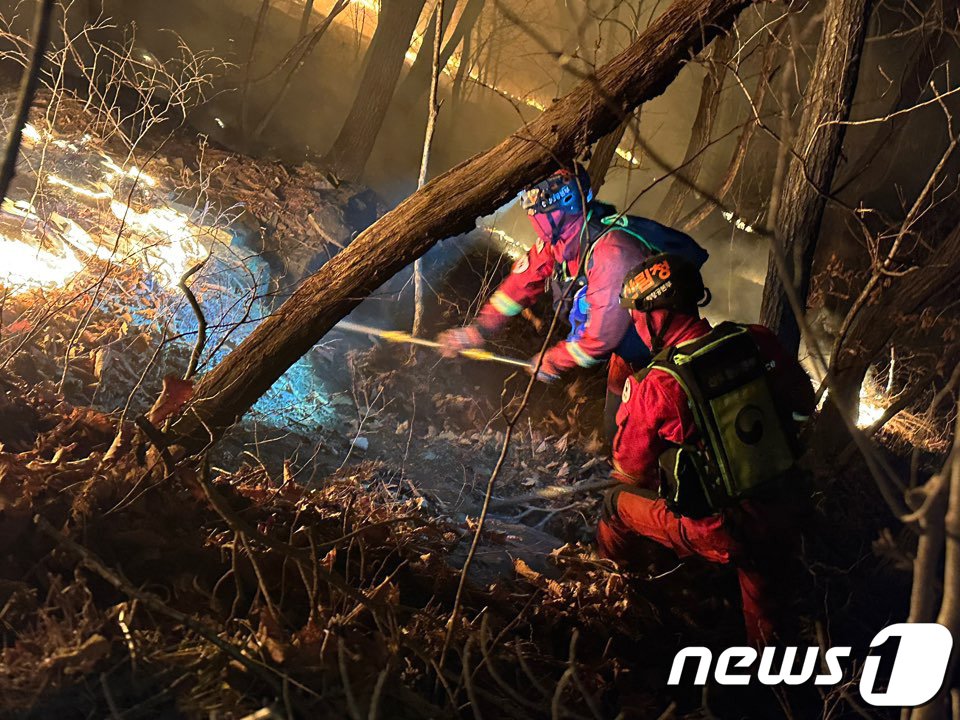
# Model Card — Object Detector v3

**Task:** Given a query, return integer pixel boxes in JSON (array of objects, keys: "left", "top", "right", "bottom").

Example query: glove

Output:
[
  {"left": 528, "top": 352, "right": 561, "bottom": 383},
  {"left": 436, "top": 326, "right": 484, "bottom": 358}
]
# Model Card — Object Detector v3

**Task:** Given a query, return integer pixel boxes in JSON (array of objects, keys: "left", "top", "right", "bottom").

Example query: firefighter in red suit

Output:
[
  {"left": 599, "top": 253, "right": 815, "bottom": 644},
  {"left": 437, "top": 165, "right": 704, "bottom": 438}
]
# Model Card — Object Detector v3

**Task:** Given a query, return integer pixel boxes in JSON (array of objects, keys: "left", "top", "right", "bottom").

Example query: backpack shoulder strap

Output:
[
  {"left": 598, "top": 213, "right": 657, "bottom": 252},
  {"left": 672, "top": 322, "right": 747, "bottom": 364},
  {"left": 629, "top": 346, "right": 675, "bottom": 385}
]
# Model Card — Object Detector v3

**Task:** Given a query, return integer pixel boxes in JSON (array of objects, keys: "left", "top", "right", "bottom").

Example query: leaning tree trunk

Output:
[
  {"left": 437, "top": 0, "right": 484, "bottom": 71},
  {"left": 681, "top": 18, "right": 782, "bottom": 231},
  {"left": 323, "top": 0, "right": 426, "bottom": 181},
  {"left": 298, "top": 0, "right": 315, "bottom": 37},
  {"left": 168, "top": 0, "right": 757, "bottom": 456},
  {"left": 0, "top": 0, "right": 55, "bottom": 202},
  {"left": 758, "top": 0, "right": 873, "bottom": 356},
  {"left": 657, "top": 32, "right": 733, "bottom": 225}
]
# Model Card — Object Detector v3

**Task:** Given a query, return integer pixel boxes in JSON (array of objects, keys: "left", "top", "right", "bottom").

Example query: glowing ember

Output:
[
  {"left": 101, "top": 156, "right": 157, "bottom": 187},
  {"left": 808, "top": 361, "right": 890, "bottom": 431},
  {"left": 479, "top": 224, "right": 525, "bottom": 258},
  {"left": 21, "top": 123, "right": 42, "bottom": 145},
  {"left": 46, "top": 174, "right": 112, "bottom": 200},
  {"left": 109, "top": 201, "right": 211, "bottom": 288},
  {"left": 0, "top": 235, "right": 82, "bottom": 289},
  {"left": 0, "top": 122, "right": 220, "bottom": 295},
  {"left": 857, "top": 383, "right": 888, "bottom": 428}
]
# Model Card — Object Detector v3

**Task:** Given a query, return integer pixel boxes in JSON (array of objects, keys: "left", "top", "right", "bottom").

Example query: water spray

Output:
[{"left": 336, "top": 320, "right": 531, "bottom": 370}]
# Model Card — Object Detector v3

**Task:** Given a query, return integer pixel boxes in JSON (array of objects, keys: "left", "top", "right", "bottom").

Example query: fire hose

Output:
[{"left": 335, "top": 320, "right": 532, "bottom": 370}]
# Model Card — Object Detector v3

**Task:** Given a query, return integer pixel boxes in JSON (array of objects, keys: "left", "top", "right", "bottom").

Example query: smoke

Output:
[{"left": 26, "top": 0, "right": 958, "bottom": 354}]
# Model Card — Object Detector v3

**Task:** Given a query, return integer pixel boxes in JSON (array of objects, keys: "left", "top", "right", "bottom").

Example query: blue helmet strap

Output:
[{"left": 546, "top": 211, "right": 563, "bottom": 245}]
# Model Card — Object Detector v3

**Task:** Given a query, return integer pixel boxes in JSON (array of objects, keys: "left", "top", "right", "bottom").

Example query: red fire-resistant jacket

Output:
[
  {"left": 611, "top": 311, "right": 816, "bottom": 487},
  {"left": 474, "top": 210, "right": 649, "bottom": 378}
]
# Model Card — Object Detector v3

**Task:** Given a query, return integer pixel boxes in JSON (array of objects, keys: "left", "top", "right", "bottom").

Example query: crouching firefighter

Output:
[
  {"left": 437, "top": 164, "right": 708, "bottom": 439},
  {"left": 598, "top": 253, "right": 816, "bottom": 644}
]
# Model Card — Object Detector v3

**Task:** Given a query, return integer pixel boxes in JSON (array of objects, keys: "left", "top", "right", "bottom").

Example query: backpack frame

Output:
[{"left": 640, "top": 322, "right": 798, "bottom": 517}]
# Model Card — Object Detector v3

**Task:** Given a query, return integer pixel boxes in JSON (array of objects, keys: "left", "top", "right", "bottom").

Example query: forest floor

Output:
[{"left": 0, "top": 294, "right": 915, "bottom": 718}]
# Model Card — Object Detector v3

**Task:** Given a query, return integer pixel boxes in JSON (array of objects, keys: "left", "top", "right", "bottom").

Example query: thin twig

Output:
[
  {"left": 179, "top": 260, "right": 208, "bottom": 380},
  {"left": 35, "top": 515, "right": 298, "bottom": 699}
]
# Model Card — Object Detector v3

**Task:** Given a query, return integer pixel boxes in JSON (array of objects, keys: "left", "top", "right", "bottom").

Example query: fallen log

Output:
[
  {"left": 169, "top": 0, "right": 755, "bottom": 455},
  {"left": 490, "top": 478, "right": 618, "bottom": 509}
]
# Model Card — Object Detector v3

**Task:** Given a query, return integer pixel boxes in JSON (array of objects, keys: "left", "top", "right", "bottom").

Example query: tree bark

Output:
[
  {"left": 413, "top": 0, "right": 446, "bottom": 336},
  {"left": 835, "top": 0, "right": 959, "bottom": 196},
  {"left": 298, "top": 0, "right": 315, "bottom": 38},
  {"left": 451, "top": 22, "right": 473, "bottom": 107},
  {"left": 907, "top": 477, "right": 948, "bottom": 625},
  {"left": 240, "top": 0, "right": 272, "bottom": 140},
  {"left": 657, "top": 32, "right": 734, "bottom": 225},
  {"left": 758, "top": 0, "right": 873, "bottom": 356},
  {"left": 912, "top": 407, "right": 960, "bottom": 720},
  {"left": 168, "top": 0, "right": 756, "bottom": 455},
  {"left": 324, "top": 0, "right": 427, "bottom": 181},
  {"left": 397, "top": 0, "right": 463, "bottom": 101},
  {"left": 251, "top": 0, "right": 350, "bottom": 141},
  {"left": 587, "top": 117, "right": 631, "bottom": 192},
  {"left": 438, "top": 0, "right": 484, "bottom": 70}
]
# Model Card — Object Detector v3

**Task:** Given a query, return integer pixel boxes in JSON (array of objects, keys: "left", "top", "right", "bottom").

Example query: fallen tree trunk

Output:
[
  {"left": 759, "top": 0, "right": 873, "bottom": 356},
  {"left": 169, "top": 0, "right": 755, "bottom": 455}
]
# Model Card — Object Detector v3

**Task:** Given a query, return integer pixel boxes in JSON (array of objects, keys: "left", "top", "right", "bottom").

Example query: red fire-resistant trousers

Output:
[{"left": 597, "top": 485, "right": 795, "bottom": 645}]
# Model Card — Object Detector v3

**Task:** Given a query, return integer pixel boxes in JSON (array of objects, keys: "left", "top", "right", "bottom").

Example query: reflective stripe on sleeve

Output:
[
  {"left": 490, "top": 290, "right": 523, "bottom": 317},
  {"left": 566, "top": 341, "right": 602, "bottom": 368}
]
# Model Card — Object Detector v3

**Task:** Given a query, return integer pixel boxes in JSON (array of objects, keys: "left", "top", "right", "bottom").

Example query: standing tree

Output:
[
  {"left": 298, "top": 0, "right": 315, "bottom": 37},
  {"left": 167, "top": 0, "right": 757, "bottom": 455},
  {"left": 397, "top": 0, "right": 463, "bottom": 102},
  {"left": 324, "top": 0, "right": 427, "bottom": 181},
  {"left": 834, "top": 0, "right": 959, "bottom": 196},
  {"left": 758, "top": 0, "right": 873, "bottom": 356},
  {"left": 657, "top": 33, "right": 734, "bottom": 225},
  {"left": 412, "top": 0, "right": 446, "bottom": 336},
  {"left": 588, "top": 118, "right": 631, "bottom": 191}
]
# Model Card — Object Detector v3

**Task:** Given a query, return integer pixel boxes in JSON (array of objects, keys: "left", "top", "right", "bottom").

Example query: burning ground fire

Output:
[
  {"left": 816, "top": 366, "right": 946, "bottom": 452},
  {"left": 0, "top": 116, "right": 334, "bottom": 428},
  {"left": 1, "top": 122, "right": 220, "bottom": 293}
]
